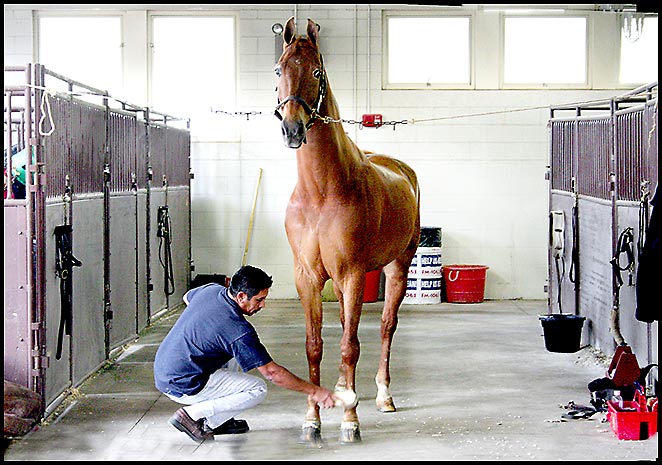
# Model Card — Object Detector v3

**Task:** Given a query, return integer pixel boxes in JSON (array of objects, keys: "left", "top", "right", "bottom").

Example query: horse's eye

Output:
[
  {"left": 275, "top": 66, "right": 282, "bottom": 78},
  {"left": 312, "top": 69, "right": 321, "bottom": 79}
]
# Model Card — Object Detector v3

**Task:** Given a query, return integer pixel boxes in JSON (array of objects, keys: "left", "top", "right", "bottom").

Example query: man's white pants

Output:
[{"left": 166, "top": 359, "right": 267, "bottom": 430}]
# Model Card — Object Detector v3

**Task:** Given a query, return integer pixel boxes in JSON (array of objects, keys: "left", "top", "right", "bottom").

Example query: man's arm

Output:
[{"left": 257, "top": 361, "right": 336, "bottom": 408}]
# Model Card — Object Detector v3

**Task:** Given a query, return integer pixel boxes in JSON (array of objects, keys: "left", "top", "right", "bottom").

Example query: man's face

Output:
[{"left": 237, "top": 288, "right": 269, "bottom": 316}]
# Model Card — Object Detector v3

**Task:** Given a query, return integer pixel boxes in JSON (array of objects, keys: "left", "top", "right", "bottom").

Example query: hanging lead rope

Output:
[
  {"left": 568, "top": 178, "right": 579, "bottom": 288},
  {"left": 609, "top": 226, "right": 635, "bottom": 347},
  {"left": 54, "top": 224, "right": 82, "bottom": 360},
  {"left": 54, "top": 179, "right": 82, "bottom": 360},
  {"left": 611, "top": 227, "right": 636, "bottom": 288},
  {"left": 550, "top": 210, "right": 566, "bottom": 313},
  {"left": 157, "top": 203, "right": 175, "bottom": 297},
  {"left": 638, "top": 181, "right": 650, "bottom": 261}
]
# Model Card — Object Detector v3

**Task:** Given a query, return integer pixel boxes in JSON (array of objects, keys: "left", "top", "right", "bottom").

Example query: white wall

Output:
[{"left": 4, "top": 4, "right": 636, "bottom": 299}]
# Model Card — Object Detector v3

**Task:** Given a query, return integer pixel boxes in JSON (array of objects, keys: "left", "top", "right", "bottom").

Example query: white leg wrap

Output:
[
  {"left": 340, "top": 421, "right": 360, "bottom": 431},
  {"left": 302, "top": 420, "right": 321, "bottom": 430},
  {"left": 376, "top": 382, "right": 391, "bottom": 400}
]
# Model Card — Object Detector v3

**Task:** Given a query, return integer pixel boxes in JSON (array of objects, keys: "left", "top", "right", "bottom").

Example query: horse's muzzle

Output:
[{"left": 281, "top": 119, "right": 307, "bottom": 149}]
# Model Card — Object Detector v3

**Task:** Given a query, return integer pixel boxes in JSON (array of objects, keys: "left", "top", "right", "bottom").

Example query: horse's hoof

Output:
[
  {"left": 339, "top": 421, "right": 361, "bottom": 444},
  {"left": 376, "top": 397, "right": 397, "bottom": 413},
  {"left": 298, "top": 421, "right": 323, "bottom": 447}
]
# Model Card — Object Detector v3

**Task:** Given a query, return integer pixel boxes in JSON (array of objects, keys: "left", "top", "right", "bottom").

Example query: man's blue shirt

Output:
[{"left": 154, "top": 284, "right": 273, "bottom": 397}]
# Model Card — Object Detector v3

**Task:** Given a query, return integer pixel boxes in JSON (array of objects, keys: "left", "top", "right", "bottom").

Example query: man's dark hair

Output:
[{"left": 229, "top": 265, "right": 273, "bottom": 299}]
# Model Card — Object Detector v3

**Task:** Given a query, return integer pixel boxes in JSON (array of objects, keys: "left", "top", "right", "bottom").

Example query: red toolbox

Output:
[{"left": 606, "top": 391, "right": 658, "bottom": 440}]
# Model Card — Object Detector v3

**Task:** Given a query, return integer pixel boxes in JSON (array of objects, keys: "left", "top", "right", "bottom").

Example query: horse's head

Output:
[{"left": 274, "top": 17, "right": 326, "bottom": 149}]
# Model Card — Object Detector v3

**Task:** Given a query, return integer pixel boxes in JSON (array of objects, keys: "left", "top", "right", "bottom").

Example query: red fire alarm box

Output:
[{"left": 362, "top": 114, "right": 383, "bottom": 128}]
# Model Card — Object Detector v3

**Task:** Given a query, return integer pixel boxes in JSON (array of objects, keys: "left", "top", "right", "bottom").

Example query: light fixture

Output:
[
  {"left": 273, "top": 23, "right": 284, "bottom": 63},
  {"left": 622, "top": 12, "right": 645, "bottom": 42}
]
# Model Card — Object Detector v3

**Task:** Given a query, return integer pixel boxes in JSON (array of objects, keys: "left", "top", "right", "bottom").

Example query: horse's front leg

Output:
[
  {"left": 295, "top": 271, "right": 325, "bottom": 446},
  {"left": 336, "top": 275, "right": 364, "bottom": 443},
  {"left": 333, "top": 280, "right": 348, "bottom": 393},
  {"left": 375, "top": 263, "right": 408, "bottom": 413}
]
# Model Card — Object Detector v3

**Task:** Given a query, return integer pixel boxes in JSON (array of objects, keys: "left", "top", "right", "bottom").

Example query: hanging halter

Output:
[{"left": 274, "top": 53, "right": 328, "bottom": 129}]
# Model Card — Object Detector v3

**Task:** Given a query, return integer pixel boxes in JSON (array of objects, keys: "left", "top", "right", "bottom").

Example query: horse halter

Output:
[{"left": 274, "top": 53, "right": 327, "bottom": 129}]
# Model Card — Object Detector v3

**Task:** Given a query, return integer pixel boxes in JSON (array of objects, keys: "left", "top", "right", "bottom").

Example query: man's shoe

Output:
[
  {"left": 211, "top": 418, "right": 250, "bottom": 435},
  {"left": 169, "top": 408, "right": 214, "bottom": 444}
]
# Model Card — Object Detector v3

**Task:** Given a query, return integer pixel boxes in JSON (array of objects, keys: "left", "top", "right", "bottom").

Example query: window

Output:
[
  {"left": 385, "top": 15, "right": 471, "bottom": 88},
  {"left": 150, "top": 15, "right": 235, "bottom": 139},
  {"left": 619, "top": 16, "right": 658, "bottom": 84},
  {"left": 503, "top": 16, "right": 587, "bottom": 87},
  {"left": 38, "top": 15, "right": 123, "bottom": 95}
]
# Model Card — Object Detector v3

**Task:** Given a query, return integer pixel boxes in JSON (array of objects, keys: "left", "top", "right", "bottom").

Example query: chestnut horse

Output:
[{"left": 275, "top": 17, "right": 420, "bottom": 444}]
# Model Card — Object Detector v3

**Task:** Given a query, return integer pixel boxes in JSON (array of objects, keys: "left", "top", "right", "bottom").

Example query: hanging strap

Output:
[
  {"left": 611, "top": 227, "right": 635, "bottom": 288},
  {"left": 569, "top": 195, "right": 579, "bottom": 285},
  {"left": 638, "top": 182, "right": 650, "bottom": 261},
  {"left": 550, "top": 211, "right": 566, "bottom": 312},
  {"left": 157, "top": 205, "right": 175, "bottom": 296},
  {"left": 54, "top": 225, "right": 82, "bottom": 360}
]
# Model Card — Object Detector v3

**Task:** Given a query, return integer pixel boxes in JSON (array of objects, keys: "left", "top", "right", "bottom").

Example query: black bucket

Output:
[
  {"left": 420, "top": 227, "right": 442, "bottom": 248},
  {"left": 539, "top": 314, "right": 586, "bottom": 353}
]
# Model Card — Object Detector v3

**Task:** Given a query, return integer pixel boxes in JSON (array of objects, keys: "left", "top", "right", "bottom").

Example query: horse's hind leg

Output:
[{"left": 375, "top": 261, "right": 408, "bottom": 413}]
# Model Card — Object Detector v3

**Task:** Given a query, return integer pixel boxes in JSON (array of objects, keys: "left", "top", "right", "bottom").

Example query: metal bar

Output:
[
  {"left": 103, "top": 93, "right": 112, "bottom": 360},
  {"left": 144, "top": 107, "right": 152, "bottom": 326},
  {"left": 42, "top": 67, "right": 109, "bottom": 98},
  {"left": 32, "top": 63, "right": 48, "bottom": 417},
  {"left": 6, "top": 91, "right": 14, "bottom": 200}
]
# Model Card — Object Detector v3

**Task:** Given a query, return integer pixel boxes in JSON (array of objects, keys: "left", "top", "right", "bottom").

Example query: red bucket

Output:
[
  {"left": 442, "top": 265, "right": 489, "bottom": 303},
  {"left": 364, "top": 269, "right": 382, "bottom": 303}
]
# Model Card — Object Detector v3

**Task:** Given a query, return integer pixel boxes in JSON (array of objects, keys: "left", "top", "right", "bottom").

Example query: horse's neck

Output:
[{"left": 294, "top": 89, "right": 363, "bottom": 197}]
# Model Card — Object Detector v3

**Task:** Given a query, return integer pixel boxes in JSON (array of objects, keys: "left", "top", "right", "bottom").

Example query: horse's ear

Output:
[
  {"left": 307, "top": 18, "right": 319, "bottom": 47},
  {"left": 284, "top": 16, "right": 296, "bottom": 46}
]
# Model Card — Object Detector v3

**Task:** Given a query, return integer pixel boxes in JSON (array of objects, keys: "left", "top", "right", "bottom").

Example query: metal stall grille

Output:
[
  {"left": 577, "top": 118, "right": 612, "bottom": 201},
  {"left": 550, "top": 120, "right": 575, "bottom": 193},
  {"left": 548, "top": 83, "right": 658, "bottom": 380}
]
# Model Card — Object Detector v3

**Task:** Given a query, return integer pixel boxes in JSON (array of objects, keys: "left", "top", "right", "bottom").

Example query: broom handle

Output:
[{"left": 243, "top": 168, "right": 263, "bottom": 266}]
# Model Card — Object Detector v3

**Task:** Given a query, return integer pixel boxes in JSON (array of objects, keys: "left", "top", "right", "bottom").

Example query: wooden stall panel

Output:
[
  {"left": 44, "top": 203, "right": 73, "bottom": 404},
  {"left": 548, "top": 193, "right": 578, "bottom": 315},
  {"left": 150, "top": 189, "right": 169, "bottom": 317},
  {"left": 70, "top": 198, "right": 106, "bottom": 386},
  {"left": 167, "top": 187, "right": 191, "bottom": 306},
  {"left": 109, "top": 195, "right": 139, "bottom": 348},
  {"left": 3, "top": 203, "right": 32, "bottom": 389},
  {"left": 577, "top": 199, "right": 614, "bottom": 351}
]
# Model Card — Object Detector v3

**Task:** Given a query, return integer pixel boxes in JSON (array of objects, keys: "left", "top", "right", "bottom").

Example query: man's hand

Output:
[{"left": 311, "top": 386, "right": 336, "bottom": 408}]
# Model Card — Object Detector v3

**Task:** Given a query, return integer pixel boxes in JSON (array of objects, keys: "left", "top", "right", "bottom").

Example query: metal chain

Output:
[
  {"left": 316, "top": 114, "right": 410, "bottom": 130},
  {"left": 213, "top": 109, "right": 263, "bottom": 120},
  {"left": 215, "top": 108, "right": 410, "bottom": 130}
]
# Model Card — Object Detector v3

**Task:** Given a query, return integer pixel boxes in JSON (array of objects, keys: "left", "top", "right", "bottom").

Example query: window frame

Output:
[
  {"left": 618, "top": 15, "right": 658, "bottom": 87},
  {"left": 499, "top": 13, "right": 591, "bottom": 90},
  {"left": 147, "top": 11, "right": 239, "bottom": 142},
  {"left": 382, "top": 11, "right": 475, "bottom": 90},
  {"left": 34, "top": 11, "right": 125, "bottom": 95}
]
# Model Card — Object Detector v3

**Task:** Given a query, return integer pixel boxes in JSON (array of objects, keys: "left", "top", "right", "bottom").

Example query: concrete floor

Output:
[{"left": 4, "top": 300, "right": 658, "bottom": 461}]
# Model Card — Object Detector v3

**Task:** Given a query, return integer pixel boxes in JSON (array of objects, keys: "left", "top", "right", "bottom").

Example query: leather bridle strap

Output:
[{"left": 274, "top": 54, "right": 327, "bottom": 129}]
